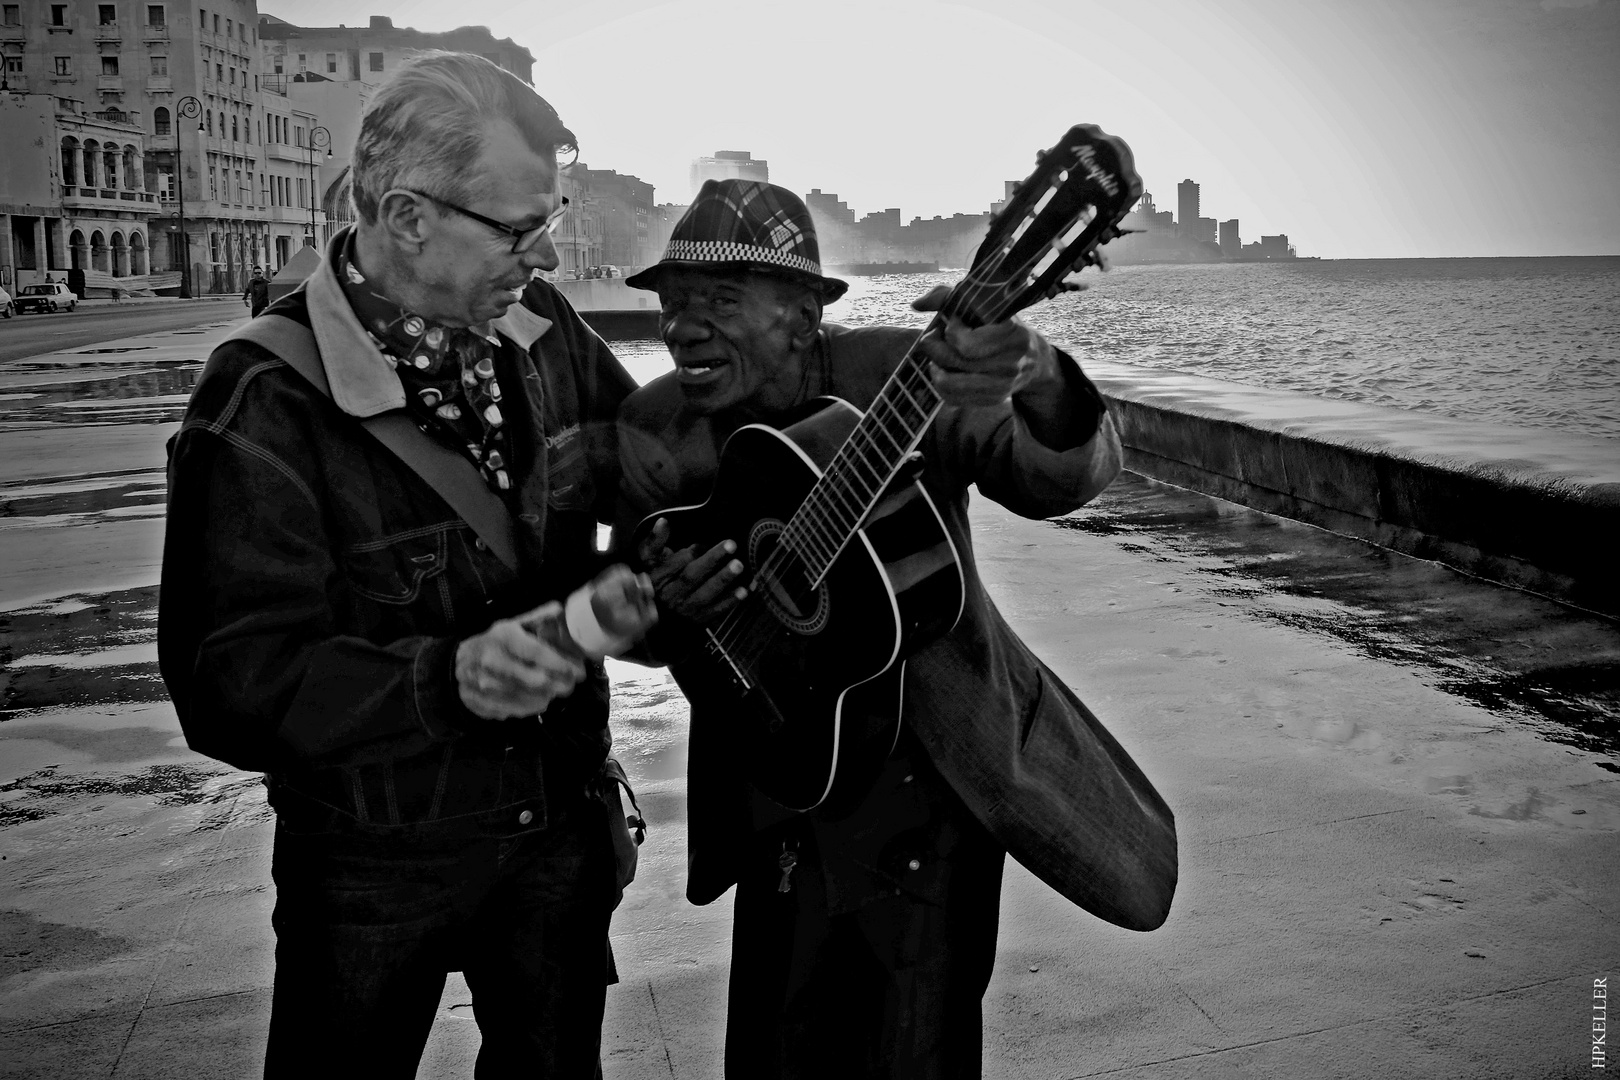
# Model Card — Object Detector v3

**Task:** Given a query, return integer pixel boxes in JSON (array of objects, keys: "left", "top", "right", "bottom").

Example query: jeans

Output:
[{"left": 264, "top": 798, "right": 615, "bottom": 1079}]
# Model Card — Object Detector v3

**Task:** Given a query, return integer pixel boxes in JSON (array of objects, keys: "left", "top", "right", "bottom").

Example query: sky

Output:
[{"left": 258, "top": 0, "right": 1620, "bottom": 258}]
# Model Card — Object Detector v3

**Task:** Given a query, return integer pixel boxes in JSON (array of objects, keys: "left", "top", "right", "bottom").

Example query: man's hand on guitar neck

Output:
[
  {"left": 637, "top": 516, "right": 750, "bottom": 625},
  {"left": 910, "top": 285, "right": 1090, "bottom": 451}
]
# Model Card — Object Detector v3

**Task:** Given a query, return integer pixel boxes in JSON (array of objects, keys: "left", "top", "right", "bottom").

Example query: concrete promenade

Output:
[{"left": 0, "top": 318, "right": 1615, "bottom": 1078}]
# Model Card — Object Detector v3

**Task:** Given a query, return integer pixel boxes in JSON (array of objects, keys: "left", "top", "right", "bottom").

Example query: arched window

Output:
[
  {"left": 61, "top": 137, "right": 80, "bottom": 187},
  {"left": 82, "top": 139, "right": 100, "bottom": 188},
  {"left": 206, "top": 112, "right": 213, "bottom": 136},
  {"left": 91, "top": 230, "right": 109, "bottom": 272},
  {"left": 69, "top": 230, "right": 87, "bottom": 270},
  {"left": 103, "top": 143, "right": 120, "bottom": 189},
  {"left": 231, "top": 115, "right": 238, "bottom": 141},
  {"left": 154, "top": 107, "right": 171, "bottom": 136},
  {"left": 123, "top": 148, "right": 137, "bottom": 189},
  {"left": 130, "top": 231, "right": 147, "bottom": 275},
  {"left": 111, "top": 232, "right": 128, "bottom": 277}
]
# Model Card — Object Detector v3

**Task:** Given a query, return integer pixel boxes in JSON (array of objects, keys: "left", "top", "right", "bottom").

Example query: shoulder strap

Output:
[{"left": 223, "top": 316, "right": 519, "bottom": 571}]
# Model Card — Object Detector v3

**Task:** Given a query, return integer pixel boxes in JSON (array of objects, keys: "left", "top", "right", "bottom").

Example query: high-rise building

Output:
[
  {"left": 1176, "top": 179, "right": 1199, "bottom": 237},
  {"left": 1219, "top": 218, "right": 1240, "bottom": 257},
  {"left": 804, "top": 188, "right": 854, "bottom": 226},
  {"left": 689, "top": 150, "right": 767, "bottom": 196}
]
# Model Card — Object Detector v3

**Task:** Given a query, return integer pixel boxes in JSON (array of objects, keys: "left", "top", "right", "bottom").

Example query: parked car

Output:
[
  {"left": 0, "top": 285, "right": 13, "bottom": 318},
  {"left": 14, "top": 282, "right": 78, "bottom": 314}
]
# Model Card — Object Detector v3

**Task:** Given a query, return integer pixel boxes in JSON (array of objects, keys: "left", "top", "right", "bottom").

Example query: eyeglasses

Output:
[{"left": 408, "top": 190, "right": 570, "bottom": 254}]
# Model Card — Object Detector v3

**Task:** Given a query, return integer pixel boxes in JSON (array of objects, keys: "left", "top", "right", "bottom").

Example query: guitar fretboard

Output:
[{"left": 778, "top": 341, "right": 942, "bottom": 584}]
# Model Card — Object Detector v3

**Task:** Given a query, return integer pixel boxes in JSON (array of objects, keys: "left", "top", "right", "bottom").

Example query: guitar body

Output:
[{"left": 647, "top": 398, "right": 965, "bottom": 811}]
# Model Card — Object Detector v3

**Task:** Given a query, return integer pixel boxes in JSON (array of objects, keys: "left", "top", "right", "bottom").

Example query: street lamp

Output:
[
  {"left": 174, "top": 95, "right": 202, "bottom": 298},
  {"left": 306, "top": 126, "right": 331, "bottom": 249}
]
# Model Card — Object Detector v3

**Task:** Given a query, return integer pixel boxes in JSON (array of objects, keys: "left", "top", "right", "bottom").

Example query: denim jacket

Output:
[{"left": 159, "top": 231, "right": 637, "bottom": 836}]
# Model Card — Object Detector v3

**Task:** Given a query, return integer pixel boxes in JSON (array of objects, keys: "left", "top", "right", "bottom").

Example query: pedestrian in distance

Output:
[{"left": 243, "top": 265, "right": 270, "bottom": 317}]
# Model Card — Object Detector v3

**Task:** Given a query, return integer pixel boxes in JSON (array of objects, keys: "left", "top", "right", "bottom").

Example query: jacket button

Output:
[
  {"left": 907, "top": 858, "right": 921, "bottom": 871},
  {"left": 475, "top": 538, "right": 489, "bottom": 552},
  {"left": 518, "top": 809, "right": 534, "bottom": 825}
]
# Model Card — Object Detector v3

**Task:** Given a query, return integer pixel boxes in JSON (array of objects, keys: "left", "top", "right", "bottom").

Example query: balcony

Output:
[
  {"left": 141, "top": 24, "right": 169, "bottom": 41},
  {"left": 147, "top": 76, "right": 172, "bottom": 91},
  {"left": 265, "top": 143, "right": 315, "bottom": 164},
  {"left": 3, "top": 74, "right": 26, "bottom": 92},
  {"left": 96, "top": 75, "right": 124, "bottom": 91},
  {"left": 93, "top": 22, "right": 121, "bottom": 40},
  {"left": 62, "top": 188, "right": 161, "bottom": 212},
  {"left": 147, "top": 133, "right": 176, "bottom": 151}
]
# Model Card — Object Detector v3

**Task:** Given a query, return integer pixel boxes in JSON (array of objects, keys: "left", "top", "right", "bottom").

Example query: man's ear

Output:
[
  {"left": 787, "top": 287, "right": 823, "bottom": 351},
  {"left": 374, "top": 190, "right": 432, "bottom": 253}
]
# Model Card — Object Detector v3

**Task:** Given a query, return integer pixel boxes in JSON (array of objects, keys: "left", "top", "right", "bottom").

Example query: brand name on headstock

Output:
[{"left": 1073, "top": 145, "right": 1120, "bottom": 198}]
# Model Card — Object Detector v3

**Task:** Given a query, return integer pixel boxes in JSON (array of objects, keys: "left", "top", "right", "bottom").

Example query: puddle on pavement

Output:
[
  {"left": 1, "top": 586, "right": 163, "bottom": 717},
  {"left": 1, "top": 468, "right": 167, "bottom": 520},
  {"left": 0, "top": 909, "right": 135, "bottom": 978},
  {"left": 0, "top": 762, "right": 241, "bottom": 828},
  {"left": 0, "top": 362, "right": 203, "bottom": 425},
  {"left": 1055, "top": 472, "right": 1620, "bottom": 770}
]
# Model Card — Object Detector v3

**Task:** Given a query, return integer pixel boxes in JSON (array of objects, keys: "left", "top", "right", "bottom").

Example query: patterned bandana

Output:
[{"left": 335, "top": 236, "right": 515, "bottom": 496}]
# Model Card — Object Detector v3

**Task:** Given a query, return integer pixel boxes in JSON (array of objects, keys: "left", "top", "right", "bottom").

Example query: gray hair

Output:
[{"left": 350, "top": 51, "right": 577, "bottom": 225}]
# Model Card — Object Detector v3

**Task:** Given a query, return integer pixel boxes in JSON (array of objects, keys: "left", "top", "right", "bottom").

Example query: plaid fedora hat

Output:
[{"left": 626, "top": 180, "right": 848, "bottom": 302}]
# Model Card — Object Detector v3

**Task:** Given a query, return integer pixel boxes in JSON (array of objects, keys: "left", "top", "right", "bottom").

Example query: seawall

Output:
[
  {"left": 1085, "top": 360, "right": 1619, "bottom": 617},
  {"left": 552, "top": 278, "right": 660, "bottom": 339},
  {"left": 569, "top": 303, "right": 1617, "bottom": 616}
]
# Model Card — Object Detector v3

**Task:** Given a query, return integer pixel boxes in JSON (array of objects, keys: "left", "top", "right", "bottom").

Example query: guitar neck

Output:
[{"left": 779, "top": 326, "right": 944, "bottom": 585}]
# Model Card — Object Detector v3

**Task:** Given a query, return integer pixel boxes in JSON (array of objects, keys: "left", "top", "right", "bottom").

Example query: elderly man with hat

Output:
[{"left": 615, "top": 180, "right": 1176, "bottom": 1078}]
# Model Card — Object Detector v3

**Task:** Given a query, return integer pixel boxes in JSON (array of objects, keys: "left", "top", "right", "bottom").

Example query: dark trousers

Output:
[
  {"left": 723, "top": 799, "right": 1006, "bottom": 1079},
  {"left": 264, "top": 800, "right": 614, "bottom": 1079}
]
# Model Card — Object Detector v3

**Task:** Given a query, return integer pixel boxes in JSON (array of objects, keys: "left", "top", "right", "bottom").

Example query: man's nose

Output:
[
  {"left": 521, "top": 232, "right": 560, "bottom": 273},
  {"left": 662, "top": 306, "right": 711, "bottom": 346}
]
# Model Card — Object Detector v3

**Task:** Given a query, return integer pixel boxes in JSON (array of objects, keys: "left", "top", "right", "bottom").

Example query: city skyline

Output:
[{"left": 244, "top": 0, "right": 1618, "bottom": 261}]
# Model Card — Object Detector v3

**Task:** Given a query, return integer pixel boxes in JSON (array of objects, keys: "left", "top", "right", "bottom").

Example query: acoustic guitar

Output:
[{"left": 639, "top": 124, "right": 1143, "bottom": 811}]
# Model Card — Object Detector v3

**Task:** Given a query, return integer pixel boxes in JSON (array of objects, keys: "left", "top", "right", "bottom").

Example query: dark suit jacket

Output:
[{"left": 617, "top": 323, "right": 1177, "bottom": 931}]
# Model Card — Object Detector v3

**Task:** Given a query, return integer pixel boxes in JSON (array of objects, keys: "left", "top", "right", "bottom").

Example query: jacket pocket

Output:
[{"left": 343, "top": 526, "right": 450, "bottom": 605}]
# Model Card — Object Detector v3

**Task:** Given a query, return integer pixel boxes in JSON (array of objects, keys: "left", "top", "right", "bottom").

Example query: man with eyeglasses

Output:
[{"left": 159, "top": 52, "right": 643, "bottom": 1078}]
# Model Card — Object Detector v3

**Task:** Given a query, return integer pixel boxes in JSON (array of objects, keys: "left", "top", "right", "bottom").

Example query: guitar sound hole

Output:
[{"left": 748, "top": 519, "right": 830, "bottom": 636}]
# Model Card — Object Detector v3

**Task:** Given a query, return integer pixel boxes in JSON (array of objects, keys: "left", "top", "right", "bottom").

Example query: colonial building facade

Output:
[{"left": 1, "top": 2, "right": 533, "bottom": 295}]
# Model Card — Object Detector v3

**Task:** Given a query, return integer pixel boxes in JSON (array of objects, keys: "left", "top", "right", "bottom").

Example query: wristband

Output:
[{"left": 565, "top": 586, "right": 635, "bottom": 658}]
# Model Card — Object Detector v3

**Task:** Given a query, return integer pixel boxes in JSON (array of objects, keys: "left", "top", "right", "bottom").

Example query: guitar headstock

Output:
[{"left": 944, "top": 124, "right": 1143, "bottom": 328}]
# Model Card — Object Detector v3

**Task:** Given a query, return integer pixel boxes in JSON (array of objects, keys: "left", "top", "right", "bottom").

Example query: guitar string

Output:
[
  {"left": 707, "top": 235, "right": 1035, "bottom": 657},
  {"left": 707, "top": 247, "right": 1020, "bottom": 658},
  {"left": 708, "top": 171, "right": 1106, "bottom": 659}
]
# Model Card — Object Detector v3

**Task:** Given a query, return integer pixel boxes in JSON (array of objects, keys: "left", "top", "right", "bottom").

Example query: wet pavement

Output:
[
  {"left": 1059, "top": 475, "right": 1620, "bottom": 766},
  {"left": 0, "top": 299, "right": 241, "bottom": 364},
  {"left": 1, "top": 317, "right": 1616, "bottom": 1078}
]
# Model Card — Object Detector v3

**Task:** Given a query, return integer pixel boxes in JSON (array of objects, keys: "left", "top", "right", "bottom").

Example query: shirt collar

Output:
[{"left": 303, "top": 227, "right": 555, "bottom": 419}]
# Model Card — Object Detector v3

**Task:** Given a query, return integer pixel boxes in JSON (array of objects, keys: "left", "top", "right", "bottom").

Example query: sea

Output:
[{"left": 614, "top": 256, "right": 1620, "bottom": 442}]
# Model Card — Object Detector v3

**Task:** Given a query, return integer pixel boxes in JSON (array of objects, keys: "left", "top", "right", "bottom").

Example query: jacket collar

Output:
[{"left": 304, "top": 227, "right": 554, "bottom": 419}]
